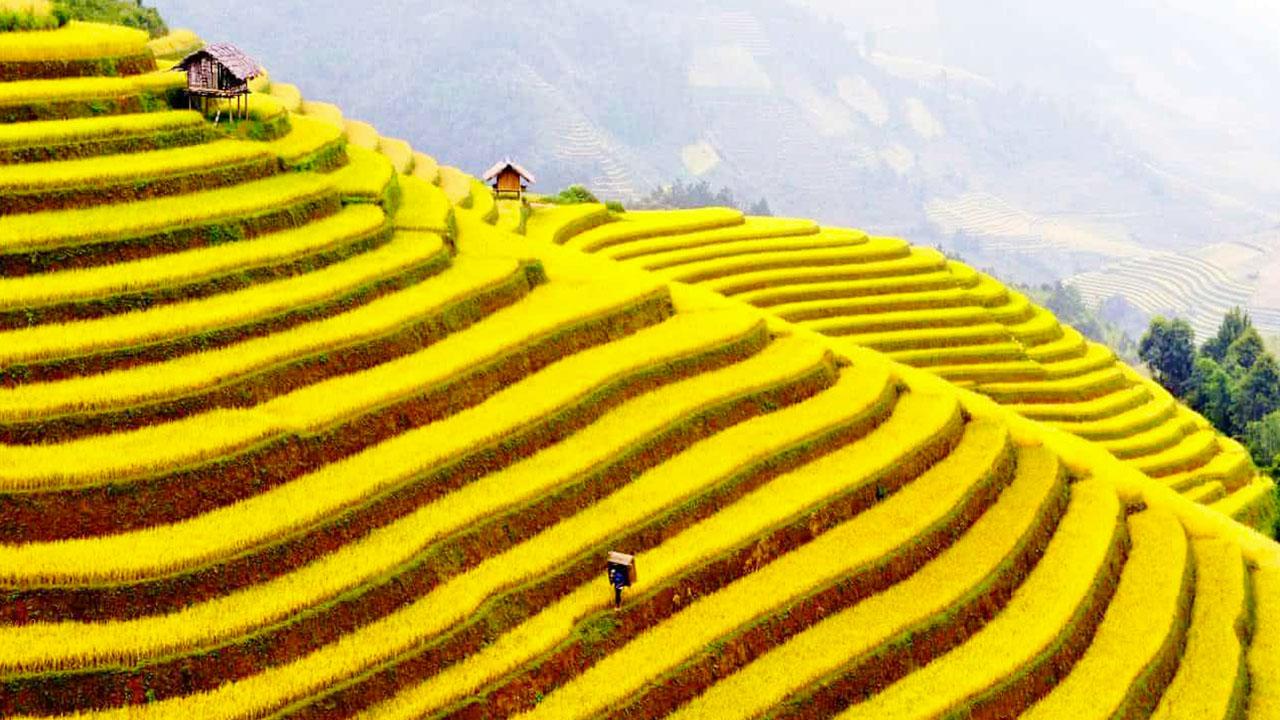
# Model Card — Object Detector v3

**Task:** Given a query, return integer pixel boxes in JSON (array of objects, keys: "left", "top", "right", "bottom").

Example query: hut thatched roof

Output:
[
  {"left": 482, "top": 159, "right": 536, "bottom": 184},
  {"left": 177, "top": 42, "right": 261, "bottom": 81}
]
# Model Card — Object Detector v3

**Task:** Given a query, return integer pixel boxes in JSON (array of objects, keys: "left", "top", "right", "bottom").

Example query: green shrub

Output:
[
  {"left": 0, "top": 8, "right": 67, "bottom": 31},
  {"left": 54, "top": 0, "right": 167, "bottom": 37},
  {"left": 605, "top": 200, "right": 625, "bottom": 213},
  {"left": 547, "top": 184, "right": 600, "bottom": 205}
]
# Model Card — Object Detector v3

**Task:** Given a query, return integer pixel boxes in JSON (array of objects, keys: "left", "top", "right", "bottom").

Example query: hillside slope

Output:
[
  {"left": 1, "top": 20, "right": 1279, "bottom": 720},
  {"left": 531, "top": 206, "right": 1277, "bottom": 531}
]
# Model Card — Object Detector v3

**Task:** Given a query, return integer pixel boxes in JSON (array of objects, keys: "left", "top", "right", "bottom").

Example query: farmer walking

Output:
[{"left": 607, "top": 551, "right": 636, "bottom": 609}]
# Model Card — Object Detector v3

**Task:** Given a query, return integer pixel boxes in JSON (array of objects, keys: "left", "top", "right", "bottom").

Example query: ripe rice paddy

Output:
[{"left": 0, "top": 20, "right": 1277, "bottom": 720}]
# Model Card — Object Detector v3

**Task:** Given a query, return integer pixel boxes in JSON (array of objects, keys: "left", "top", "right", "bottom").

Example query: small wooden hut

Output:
[
  {"left": 175, "top": 42, "right": 261, "bottom": 122},
  {"left": 483, "top": 159, "right": 536, "bottom": 200}
]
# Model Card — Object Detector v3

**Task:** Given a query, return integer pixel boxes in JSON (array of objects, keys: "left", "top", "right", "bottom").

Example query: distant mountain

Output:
[{"left": 152, "top": 0, "right": 1280, "bottom": 324}]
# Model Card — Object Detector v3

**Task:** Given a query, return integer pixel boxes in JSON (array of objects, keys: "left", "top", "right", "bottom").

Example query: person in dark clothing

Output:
[
  {"left": 607, "top": 550, "right": 636, "bottom": 610},
  {"left": 608, "top": 563, "right": 628, "bottom": 608}
]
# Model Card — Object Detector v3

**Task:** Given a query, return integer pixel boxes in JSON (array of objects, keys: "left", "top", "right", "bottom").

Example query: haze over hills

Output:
[{"left": 152, "top": 0, "right": 1280, "bottom": 331}]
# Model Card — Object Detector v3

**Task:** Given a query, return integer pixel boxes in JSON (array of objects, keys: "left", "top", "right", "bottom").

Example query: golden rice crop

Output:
[
  {"left": 838, "top": 322, "right": 1014, "bottom": 351},
  {"left": 1151, "top": 539, "right": 1248, "bottom": 719},
  {"left": 0, "top": 110, "right": 204, "bottom": 148},
  {"left": 1100, "top": 415, "right": 1198, "bottom": 460},
  {"left": 469, "top": 178, "right": 498, "bottom": 222},
  {"left": 562, "top": 207, "right": 745, "bottom": 252},
  {"left": 0, "top": 323, "right": 791, "bottom": 587},
  {"left": 1132, "top": 429, "right": 1219, "bottom": 478},
  {"left": 1184, "top": 481, "right": 1227, "bottom": 504},
  {"left": 0, "top": 139, "right": 269, "bottom": 190},
  {"left": 803, "top": 306, "right": 997, "bottom": 336},
  {"left": 885, "top": 342, "right": 1027, "bottom": 368},
  {"left": 0, "top": 171, "right": 331, "bottom": 254},
  {"left": 767, "top": 283, "right": 1006, "bottom": 324},
  {"left": 378, "top": 136, "right": 414, "bottom": 174},
  {"left": 520, "top": 419, "right": 1007, "bottom": 720},
  {"left": 986, "top": 293, "right": 1036, "bottom": 324},
  {"left": 926, "top": 361, "right": 1044, "bottom": 386},
  {"left": 629, "top": 233, "right": 890, "bottom": 274},
  {"left": 1007, "top": 306, "right": 1065, "bottom": 345},
  {"left": 664, "top": 444, "right": 1064, "bottom": 720},
  {"left": 0, "top": 313, "right": 784, "bottom": 672},
  {"left": 734, "top": 270, "right": 962, "bottom": 309},
  {"left": 496, "top": 199, "right": 529, "bottom": 234},
  {"left": 0, "top": 232, "right": 442, "bottom": 404},
  {"left": 1, "top": 337, "right": 878, "bottom": 720},
  {"left": 438, "top": 164, "right": 474, "bottom": 206},
  {"left": 976, "top": 367, "right": 1130, "bottom": 403},
  {"left": 656, "top": 239, "right": 914, "bottom": 286},
  {"left": 124, "top": 366, "right": 901, "bottom": 712},
  {"left": 638, "top": 234, "right": 877, "bottom": 275},
  {"left": 1022, "top": 508, "right": 1191, "bottom": 718},
  {"left": 0, "top": 204, "right": 386, "bottom": 312},
  {"left": 364, "top": 385, "right": 956, "bottom": 720},
  {"left": 0, "top": 247, "right": 663, "bottom": 491},
  {"left": 1038, "top": 343, "right": 1116, "bottom": 380},
  {"left": 266, "top": 112, "right": 343, "bottom": 164},
  {"left": 411, "top": 151, "right": 439, "bottom": 184},
  {"left": 0, "top": 21, "right": 146, "bottom": 61},
  {"left": 705, "top": 251, "right": 949, "bottom": 297},
  {"left": 1053, "top": 397, "right": 1177, "bottom": 441},
  {"left": 144, "top": 29, "right": 202, "bottom": 60},
  {"left": 1007, "top": 385, "right": 1153, "bottom": 423},
  {"left": 240, "top": 91, "right": 284, "bottom": 122},
  {"left": 1211, "top": 476, "right": 1277, "bottom": 525},
  {"left": 834, "top": 480, "right": 1122, "bottom": 720},
  {"left": 599, "top": 217, "right": 826, "bottom": 261},
  {"left": 331, "top": 144, "right": 394, "bottom": 201},
  {"left": 268, "top": 82, "right": 303, "bottom": 112},
  {"left": 300, "top": 99, "right": 343, "bottom": 129},
  {"left": 1024, "top": 325, "right": 1088, "bottom": 363},
  {"left": 0, "top": 69, "right": 182, "bottom": 105},
  {"left": 0, "top": 251, "right": 512, "bottom": 423},
  {"left": 1250, "top": 567, "right": 1280, "bottom": 719},
  {"left": 394, "top": 175, "right": 450, "bottom": 233},
  {"left": 343, "top": 119, "right": 379, "bottom": 150},
  {"left": 524, "top": 203, "right": 613, "bottom": 245}
]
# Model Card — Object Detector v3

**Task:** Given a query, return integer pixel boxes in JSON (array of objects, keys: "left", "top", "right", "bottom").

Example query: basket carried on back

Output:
[{"left": 607, "top": 550, "right": 637, "bottom": 586}]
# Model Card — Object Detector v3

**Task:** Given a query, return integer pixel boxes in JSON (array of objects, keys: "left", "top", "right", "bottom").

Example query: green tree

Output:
[
  {"left": 1225, "top": 327, "right": 1267, "bottom": 375},
  {"left": 1244, "top": 410, "right": 1280, "bottom": 471},
  {"left": 1234, "top": 353, "right": 1280, "bottom": 429},
  {"left": 1139, "top": 317, "right": 1196, "bottom": 397},
  {"left": 1186, "top": 356, "right": 1238, "bottom": 434},
  {"left": 1202, "top": 307, "right": 1252, "bottom": 362}
]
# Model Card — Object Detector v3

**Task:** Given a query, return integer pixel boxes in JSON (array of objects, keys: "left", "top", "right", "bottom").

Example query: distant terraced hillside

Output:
[
  {"left": 3, "top": 18, "right": 1280, "bottom": 720},
  {"left": 1064, "top": 252, "right": 1255, "bottom": 339}
]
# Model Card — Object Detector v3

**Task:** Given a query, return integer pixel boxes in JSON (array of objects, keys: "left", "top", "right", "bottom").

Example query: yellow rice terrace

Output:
[{"left": 0, "top": 10, "right": 1277, "bottom": 720}]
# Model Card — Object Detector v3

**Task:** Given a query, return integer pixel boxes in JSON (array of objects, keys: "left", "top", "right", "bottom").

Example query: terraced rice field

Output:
[
  {"left": 1065, "top": 252, "right": 1254, "bottom": 339},
  {"left": 1, "top": 19, "right": 1279, "bottom": 720},
  {"left": 925, "top": 191, "right": 1144, "bottom": 258},
  {"left": 539, "top": 207, "right": 1278, "bottom": 532}
]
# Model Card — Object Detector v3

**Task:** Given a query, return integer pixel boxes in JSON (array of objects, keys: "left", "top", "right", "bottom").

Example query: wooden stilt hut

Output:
[
  {"left": 483, "top": 159, "right": 536, "bottom": 200},
  {"left": 175, "top": 42, "right": 261, "bottom": 123}
]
